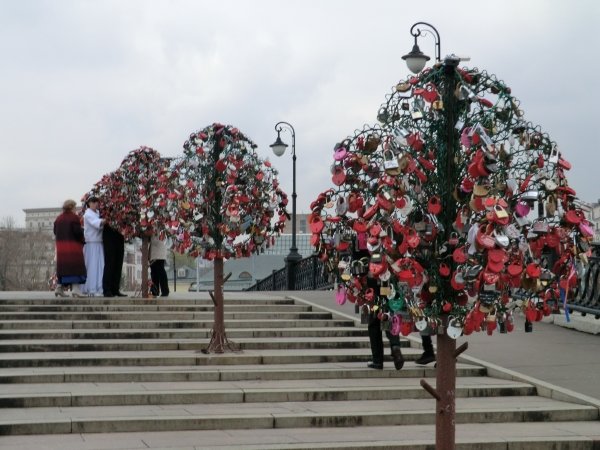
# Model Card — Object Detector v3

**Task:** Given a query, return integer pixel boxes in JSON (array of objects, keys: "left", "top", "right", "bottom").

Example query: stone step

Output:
[
  {"left": 0, "top": 311, "right": 333, "bottom": 320},
  {"left": 0, "top": 318, "right": 356, "bottom": 330},
  {"left": 2, "top": 421, "right": 600, "bottom": 449},
  {"left": 0, "top": 337, "right": 379, "bottom": 352},
  {"left": 0, "top": 362, "right": 485, "bottom": 383},
  {"left": 0, "top": 348, "right": 418, "bottom": 368},
  {"left": 0, "top": 298, "right": 295, "bottom": 306},
  {"left": 0, "top": 327, "right": 367, "bottom": 340},
  {"left": 0, "top": 304, "right": 312, "bottom": 312},
  {"left": 0, "top": 377, "right": 535, "bottom": 407},
  {"left": 0, "top": 396, "right": 595, "bottom": 435}
]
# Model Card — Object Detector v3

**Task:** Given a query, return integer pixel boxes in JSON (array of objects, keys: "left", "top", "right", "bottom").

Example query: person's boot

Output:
[
  {"left": 71, "top": 284, "right": 85, "bottom": 298},
  {"left": 54, "top": 285, "right": 68, "bottom": 298},
  {"left": 367, "top": 361, "right": 383, "bottom": 370},
  {"left": 391, "top": 345, "right": 404, "bottom": 370},
  {"left": 415, "top": 335, "right": 436, "bottom": 365}
]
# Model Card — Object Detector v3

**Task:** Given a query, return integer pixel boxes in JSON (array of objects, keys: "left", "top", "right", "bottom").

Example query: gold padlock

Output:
[
  {"left": 380, "top": 284, "right": 391, "bottom": 297},
  {"left": 432, "top": 100, "right": 444, "bottom": 110}
]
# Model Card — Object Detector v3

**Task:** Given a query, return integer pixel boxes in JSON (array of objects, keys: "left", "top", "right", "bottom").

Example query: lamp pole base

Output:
[{"left": 285, "top": 248, "right": 303, "bottom": 290}]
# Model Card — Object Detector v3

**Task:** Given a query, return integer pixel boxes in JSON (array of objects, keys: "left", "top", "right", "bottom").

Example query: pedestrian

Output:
[
  {"left": 82, "top": 196, "right": 105, "bottom": 297},
  {"left": 368, "top": 312, "right": 436, "bottom": 369},
  {"left": 367, "top": 308, "right": 405, "bottom": 370},
  {"left": 53, "top": 199, "right": 86, "bottom": 297},
  {"left": 102, "top": 224, "right": 127, "bottom": 297},
  {"left": 149, "top": 234, "right": 170, "bottom": 298}
]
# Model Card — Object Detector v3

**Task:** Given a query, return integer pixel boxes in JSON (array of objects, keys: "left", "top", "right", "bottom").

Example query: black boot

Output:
[
  {"left": 415, "top": 334, "right": 436, "bottom": 365},
  {"left": 391, "top": 346, "right": 404, "bottom": 370}
]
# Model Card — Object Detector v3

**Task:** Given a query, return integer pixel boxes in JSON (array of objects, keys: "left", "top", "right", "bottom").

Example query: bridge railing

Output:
[
  {"left": 245, "top": 254, "right": 333, "bottom": 291},
  {"left": 569, "top": 245, "right": 600, "bottom": 319}
]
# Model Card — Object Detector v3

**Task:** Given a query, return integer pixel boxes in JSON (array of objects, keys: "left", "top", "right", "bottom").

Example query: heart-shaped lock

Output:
[
  {"left": 333, "top": 145, "right": 348, "bottom": 161},
  {"left": 331, "top": 166, "right": 346, "bottom": 186},
  {"left": 427, "top": 196, "right": 442, "bottom": 215},
  {"left": 422, "top": 83, "right": 439, "bottom": 103},
  {"left": 447, "top": 317, "right": 463, "bottom": 339},
  {"left": 439, "top": 263, "right": 451, "bottom": 277},
  {"left": 415, "top": 318, "right": 428, "bottom": 332}
]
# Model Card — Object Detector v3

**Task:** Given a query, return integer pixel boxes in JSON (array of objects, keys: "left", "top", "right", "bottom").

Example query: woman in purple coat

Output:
[{"left": 53, "top": 199, "right": 86, "bottom": 297}]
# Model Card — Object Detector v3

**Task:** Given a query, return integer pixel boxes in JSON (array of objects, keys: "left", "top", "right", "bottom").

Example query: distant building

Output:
[
  {"left": 263, "top": 233, "right": 313, "bottom": 258},
  {"left": 281, "top": 213, "right": 310, "bottom": 234},
  {"left": 23, "top": 208, "right": 62, "bottom": 234},
  {"left": 586, "top": 200, "right": 600, "bottom": 242}
]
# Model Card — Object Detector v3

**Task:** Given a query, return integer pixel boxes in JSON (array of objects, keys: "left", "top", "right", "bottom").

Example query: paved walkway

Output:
[{"left": 287, "top": 290, "right": 600, "bottom": 401}]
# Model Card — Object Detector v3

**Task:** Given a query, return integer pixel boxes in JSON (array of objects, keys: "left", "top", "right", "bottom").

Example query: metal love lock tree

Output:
[
  {"left": 166, "top": 123, "right": 289, "bottom": 353},
  {"left": 85, "top": 146, "right": 171, "bottom": 298},
  {"left": 310, "top": 22, "right": 589, "bottom": 450}
]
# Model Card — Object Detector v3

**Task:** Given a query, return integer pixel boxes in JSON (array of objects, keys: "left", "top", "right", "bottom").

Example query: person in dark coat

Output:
[
  {"left": 102, "top": 224, "right": 127, "bottom": 297},
  {"left": 149, "top": 233, "right": 170, "bottom": 297},
  {"left": 53, "top": 199, "right": 86, "bottom": 297}
]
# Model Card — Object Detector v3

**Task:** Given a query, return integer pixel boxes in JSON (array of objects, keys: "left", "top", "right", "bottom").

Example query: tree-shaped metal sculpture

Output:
[
  {"left": 85, "top": 146, "right": 170, "bottom": 297},
  {"left": 310, "top": 58, "right": 588, "bottom": 449},
  {"left": 168, "top": 123, "right": 288, "bottom": 353}
]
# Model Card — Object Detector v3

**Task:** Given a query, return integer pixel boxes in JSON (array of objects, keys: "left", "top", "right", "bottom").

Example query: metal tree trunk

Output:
[{"left": 203, "top": 257, "right": 238, "bottom": 353}]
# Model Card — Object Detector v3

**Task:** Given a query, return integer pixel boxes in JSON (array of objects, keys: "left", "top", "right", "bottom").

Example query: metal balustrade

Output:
[{"left": 245, "top": 254, "right": 333, "bottom": 291}]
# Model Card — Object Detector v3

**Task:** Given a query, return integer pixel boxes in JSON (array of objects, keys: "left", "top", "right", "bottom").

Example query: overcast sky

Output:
[{"left": 1, "top": 0, "right": 599, "bottom": 226}]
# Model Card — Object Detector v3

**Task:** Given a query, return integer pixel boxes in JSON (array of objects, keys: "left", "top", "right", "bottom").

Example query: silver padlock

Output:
[{"left": 383, "top": 149, "right": 399, "bottom": 170}]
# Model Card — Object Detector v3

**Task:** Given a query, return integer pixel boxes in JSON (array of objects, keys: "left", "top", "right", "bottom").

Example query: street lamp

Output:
[
  {"left": 270, "top": 121, "right": 302, "bottom": 290},
  {"left": 402, "top": 21, "right": 441, "bottom": 73}
]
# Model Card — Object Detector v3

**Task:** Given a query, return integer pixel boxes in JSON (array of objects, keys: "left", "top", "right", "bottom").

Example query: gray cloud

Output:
[{"left": 1, "top": 0, "right": 599, "bottom": 225}]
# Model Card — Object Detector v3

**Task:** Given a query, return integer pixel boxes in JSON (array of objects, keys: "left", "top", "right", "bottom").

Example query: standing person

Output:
[
  {"left": 82, "top": 196, "right": 105, "bottom": 297},
  {"left": 103, "top": 224, "right": 127, "bottom": 297},
  {"left": 367, "top": 307, "right": 404, "bottom": 370},
  {"left": 149, "top": 234, "right": 169, "bottom": 298},
  {"left": 53, "top": 199, "right": 86, "bottom": 297},
  {"left": 367, "top": 310, "right": 436, "bottom": 369}
]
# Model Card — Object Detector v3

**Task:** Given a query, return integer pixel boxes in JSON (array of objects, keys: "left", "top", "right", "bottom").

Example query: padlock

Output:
[
  {"left": 494, "top": 204, "right": 509, "bottom": 219},
  {"left": 432, "top": 99, "right": 444, "bottom": 110},
  {"left": 383, "top": 149, "right": 400, "bottom": 175},
  {"left": 411, "top": 97, "right": 425, "bottom": 120},
  {"left": 393, "top": 127, "right": 410, "bottom": 147},
  {"left": 380, "top": 281, "right": 391, "bottom": 297},
  {"left": 498, "top": 319, "right": 507, "bottom": 333}
]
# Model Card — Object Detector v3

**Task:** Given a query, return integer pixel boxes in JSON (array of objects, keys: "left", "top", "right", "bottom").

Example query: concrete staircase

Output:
[{"left": 0, "top": 293, "right": 598, "bottom": 449}]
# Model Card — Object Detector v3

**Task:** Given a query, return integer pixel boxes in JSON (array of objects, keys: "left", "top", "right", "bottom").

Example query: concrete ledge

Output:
[{"left": 543, "top": 311, "right": 600, "bottom": 335}]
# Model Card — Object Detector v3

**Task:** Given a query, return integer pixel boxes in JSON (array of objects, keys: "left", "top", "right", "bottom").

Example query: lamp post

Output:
[
  {"left": 270, "top": 121, "right": 302, "bottom": 290},
  {"left": 403, "top": 23, "right": 467, "bottom": 450},
  {"left": 402, "top": 22, "right": 441, "bottom": 72}
]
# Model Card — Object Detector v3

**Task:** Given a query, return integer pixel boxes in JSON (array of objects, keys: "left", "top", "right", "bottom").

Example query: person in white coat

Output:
[
  {"left": 82, "top": 197, "right": 105, "bottom": 296},
  {"left": 149, "top": 234, "right": 170, "bottom": 297}
]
